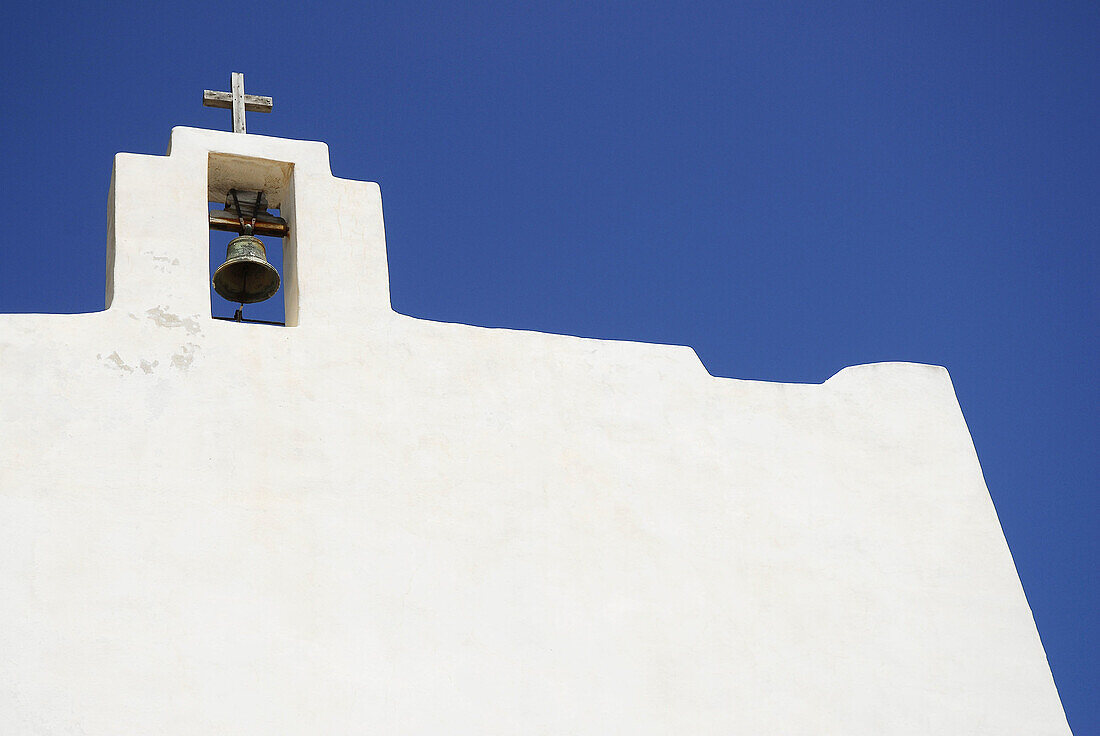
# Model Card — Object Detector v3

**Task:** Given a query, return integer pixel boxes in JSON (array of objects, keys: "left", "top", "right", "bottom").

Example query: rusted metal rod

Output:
[{"left": 208, "top": 210, "right": 289, "bottom": 237}]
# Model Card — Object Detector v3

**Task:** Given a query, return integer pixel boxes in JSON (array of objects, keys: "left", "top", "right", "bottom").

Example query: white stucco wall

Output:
[{"left": 0, "top": 128, "right": 1070, "bottom": 734}]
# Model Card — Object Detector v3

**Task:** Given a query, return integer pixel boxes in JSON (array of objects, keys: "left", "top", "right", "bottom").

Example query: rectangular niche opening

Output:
[{"left": 207, "top": 153, "right": 298, "bottom": 326}]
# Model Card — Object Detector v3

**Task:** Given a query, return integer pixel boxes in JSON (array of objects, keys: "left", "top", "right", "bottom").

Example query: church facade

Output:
[{"left": 0, "top": 126, "right": 1070, "bottom": 733}]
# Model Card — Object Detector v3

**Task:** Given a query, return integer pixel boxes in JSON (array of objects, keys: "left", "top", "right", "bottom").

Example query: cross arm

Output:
[{"left": 202, "top": 90, "right": 274, "bottom": 113}]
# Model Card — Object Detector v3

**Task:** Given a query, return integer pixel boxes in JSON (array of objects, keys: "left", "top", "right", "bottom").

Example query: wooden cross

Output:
[{"left": 203, "top": 72, "right": 273, "bottom": 134}]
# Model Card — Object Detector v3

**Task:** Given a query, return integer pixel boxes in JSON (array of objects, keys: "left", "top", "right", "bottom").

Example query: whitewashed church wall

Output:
[{"left": 0, "top": 128, "right": 1070, "bottom": 734}]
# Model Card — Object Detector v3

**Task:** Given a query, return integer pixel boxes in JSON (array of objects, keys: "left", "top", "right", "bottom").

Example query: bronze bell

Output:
[{"left": 212, "top": 235, "right": 281, "bottom": 304}]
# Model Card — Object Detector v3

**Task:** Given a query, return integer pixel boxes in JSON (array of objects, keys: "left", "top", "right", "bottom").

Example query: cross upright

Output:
[{"left": 203, "top": 72, "right": 273, "bottom": 134}]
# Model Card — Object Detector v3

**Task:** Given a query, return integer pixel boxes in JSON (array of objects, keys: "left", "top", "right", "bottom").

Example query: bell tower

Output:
[{"left": 105, "top": 112, "right": 389, "bottom": 330}]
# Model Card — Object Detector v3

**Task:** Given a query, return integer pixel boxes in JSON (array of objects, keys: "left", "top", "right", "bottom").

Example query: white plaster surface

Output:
[{"left": 0, "top": 128, "right": 1070, "bottom": 734}]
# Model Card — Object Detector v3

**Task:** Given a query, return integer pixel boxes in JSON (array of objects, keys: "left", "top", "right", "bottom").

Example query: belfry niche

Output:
[{"left": 207, "top": 151, "right": 297, "bottom": 326}]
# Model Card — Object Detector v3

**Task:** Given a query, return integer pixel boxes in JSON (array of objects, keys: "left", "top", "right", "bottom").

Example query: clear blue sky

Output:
[{"left": 1, "top": 1, "right": 1095, "bottom": 729}]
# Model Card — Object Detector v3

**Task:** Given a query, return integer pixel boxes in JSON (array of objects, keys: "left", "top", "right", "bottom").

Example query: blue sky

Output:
[{"left": 1, "top": 1, "right": 1095, "bottom": 729}]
